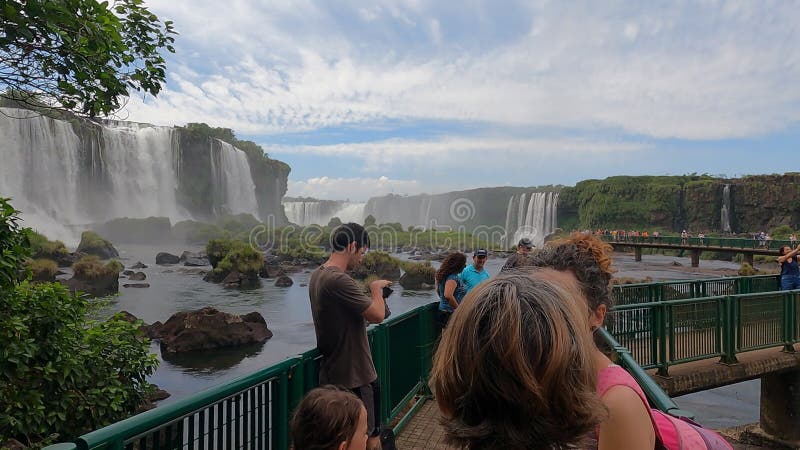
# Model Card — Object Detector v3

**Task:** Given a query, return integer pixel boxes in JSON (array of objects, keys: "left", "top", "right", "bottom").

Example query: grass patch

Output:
[{"left": 72, "top": 256, "right": 123, "bottom": 280}]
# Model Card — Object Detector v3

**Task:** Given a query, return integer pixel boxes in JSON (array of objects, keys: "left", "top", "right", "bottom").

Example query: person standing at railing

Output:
[
  {"left": 777, "top": 245, "right": 800, "bottom": 291},
  {"left": 527, "top": 232, "right": 733, "bottom": 450},
  {"left": 460, "top": 249, "right": 490, "bottom": 294},
  {"left": 435, "top": 252, "right": 467, "bottom": 327},
  {"left": 501, "top": 237, "right": 534, "bottom": 272},
  {"left": 309, "top": 223, "right": 392, "bottom": 450},
  {"left": 790, "top": 234, "right": 797, "bottom": 247}
]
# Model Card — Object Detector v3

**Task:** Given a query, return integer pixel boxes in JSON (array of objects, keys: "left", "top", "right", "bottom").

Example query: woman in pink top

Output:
[{"left": 528, "top": 233, "right": 732, "bottom": 450}]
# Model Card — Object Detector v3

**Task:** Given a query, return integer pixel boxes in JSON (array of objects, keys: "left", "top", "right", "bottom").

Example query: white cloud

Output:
[{"left": 123, "top": 1, "right": 800, "bottom": 140}]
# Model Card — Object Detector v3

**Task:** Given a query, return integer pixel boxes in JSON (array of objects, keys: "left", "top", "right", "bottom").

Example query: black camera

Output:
[{"left": 382, "top": 286, "right": 393, "bottom": 319}]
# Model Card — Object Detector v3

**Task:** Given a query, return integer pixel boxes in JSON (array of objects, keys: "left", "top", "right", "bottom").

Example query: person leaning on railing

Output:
[
  {"left": 434, "top": 252, "right": 467, "bottom": 327},
  {"left": 308, "top": 223, "right": 392, "bottom": 450},
  {"left": 777, "top": 244, "right": 800, "bottom": 290}
]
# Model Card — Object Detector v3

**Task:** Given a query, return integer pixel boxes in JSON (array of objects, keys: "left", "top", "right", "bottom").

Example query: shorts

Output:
[
  {"left": 352, "top": 379, "right": 382, "bottom": 438},
  {"left": 780, "top": 274, "right": 800, "bottom": 291}
]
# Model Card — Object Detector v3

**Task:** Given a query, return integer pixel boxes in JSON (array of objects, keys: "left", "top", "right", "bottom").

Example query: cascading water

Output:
[
  {"left": 211, "top": 139, "right": 260, "bottom": 217},
  {"left": 721, "top": 184, "right": 732, "bottom": 233},
  {"left": 0, "top": 107, "right": 263, "bottom": 243},
  {"left": 283, "top": 201, "right": 365, "bottom": 226},
  {"left": 502, "top": 191, "right": 559, "bottom": 248}
]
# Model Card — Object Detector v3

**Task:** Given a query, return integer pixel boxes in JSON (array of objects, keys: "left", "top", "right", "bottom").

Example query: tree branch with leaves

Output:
[{"left": 0, "top": 0, "right": 176, "bottom": 117}]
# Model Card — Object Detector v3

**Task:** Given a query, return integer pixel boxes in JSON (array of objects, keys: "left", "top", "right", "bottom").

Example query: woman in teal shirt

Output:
[{"left": 436, "top": 252, "right": 467, "bottom": 327}]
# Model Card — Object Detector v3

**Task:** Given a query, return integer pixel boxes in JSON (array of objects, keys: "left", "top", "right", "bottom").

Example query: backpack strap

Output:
[{"left": 598, "top": 366, "right": 733, "bottom": 450}]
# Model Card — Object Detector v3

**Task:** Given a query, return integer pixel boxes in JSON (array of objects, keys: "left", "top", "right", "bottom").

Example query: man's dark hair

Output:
[{"left": 330, "top": 223, "right": 371, "bottom": 252}]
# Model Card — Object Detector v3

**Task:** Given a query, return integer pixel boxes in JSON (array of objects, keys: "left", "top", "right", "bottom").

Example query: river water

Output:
[{"left": 104, "top": 246, "right": 758, "bottom": 428}]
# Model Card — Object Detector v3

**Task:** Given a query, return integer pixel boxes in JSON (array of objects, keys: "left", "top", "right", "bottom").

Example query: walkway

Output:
[{"left": 395, "top": 398, "right": 780, "bottom": 449}]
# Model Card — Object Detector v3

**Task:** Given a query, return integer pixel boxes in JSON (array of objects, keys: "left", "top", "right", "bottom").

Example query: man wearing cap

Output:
[
  {"left": 500, "top": 237, "right": 534, "bottom": 272},
  {"left": 461, "top": 249, "right": 491, "bottom": 293}
]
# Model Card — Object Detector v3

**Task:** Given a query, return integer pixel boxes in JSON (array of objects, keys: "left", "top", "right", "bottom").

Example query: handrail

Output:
[
  {"left": 597, "top": 233, "right": 793, "bottom": 250},
  {"left": 45, "top": 302, "right": 441, "bottom": 450},
  {"left": 597, "top": 328, "right": 694, "bottom": 419},
  {"left": 607, "top": 290, "right": 800, "bottom": 375}
]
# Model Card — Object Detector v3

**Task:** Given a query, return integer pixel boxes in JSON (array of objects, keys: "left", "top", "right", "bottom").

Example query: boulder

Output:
[
  {"left": 76, "top": 231, "right": 119, "bottom": 259},
  {"left": 157, "top": 307, "right": 273, "bottom": 354},
  {"left": 123, "top": 283, "right": 150, "bottom": 288},
  {"left": 122, "top": 270, "right": 135, "bottom": 276},
  {"left": 274, "top": 275, "right": 293, "bottom": 287},
  {"left": 399, "top": 271, "right": 435, "bottom": 290},
  {"left": 63, "top": 272, "right": 118, "bottom": 297},
  {"left": 260, "top": 264, "right": 286, "bottom": 278},
  {"left": 145, "top": 321, "right": 164, "bottom": 339},
  {"left": 180, "top": 251, "right": 209, "bottom": 267},
  {"left": 130, "top": 261, "right": 148, "bottom": 269},
  {"left": 156, "top": 252, "right": 181, "bottom": 265},
  {"left": 128, "top": 271, "right": 147, "bottom": 281}
]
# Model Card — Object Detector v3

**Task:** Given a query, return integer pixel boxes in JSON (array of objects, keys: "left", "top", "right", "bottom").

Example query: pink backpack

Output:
[{"left": 598, "top": 365, "right": 733, "bottom": 450}]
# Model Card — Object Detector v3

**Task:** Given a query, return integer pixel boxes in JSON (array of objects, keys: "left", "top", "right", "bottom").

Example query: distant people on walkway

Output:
[
  {"left": 291, "top": 385, "right": 368, "bottom": 450},
  {"left": 697, "top": 233, "right": 705, "bottom": 245},
  {"left": 429, "top": 272, "right": 604, "bottom": 449},
  {"left": 501, "top": 237, "right": 534, "bottom": 272},
  {"left": 435, "top": 252, "right": 467, "bottom": 327},
  {"left": 778, "top": 245, "right": 800, "bottom": 291},
  {"left": 460, "top": 249, "right": 490, "bottom": 293},
  {"left": 791, "top": 234, "right": 797, "bottom": 246},
  {"left": 528, "top": 232, "right": 734, "bottom": 450},
  {"left": 680, "top": 230, "right": 689, "bottom": 245},
  {"left": 309, "top": 223, "right": 391, "bottom": 450}
]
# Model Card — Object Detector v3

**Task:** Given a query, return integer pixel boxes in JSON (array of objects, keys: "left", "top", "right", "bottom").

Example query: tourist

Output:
[
  {"left": 435, "top": 252, "right": 467, "bottom": 327},
  {"left": 309, "top": 223, "right": 391, "bottom": 450},
  {"left": 290, "top": 385, "right": 368, "bottom": 450},
  {"left": 528, "top": 232, "right": 734, "bottom": 450},
  {"left": 429, "top": 272, "right": 604, "bottom": 449},
  {"left": 501, "top": 237, "right": 534, "bottom": 272},
  {"left": 777, "top": 245, "right": 800, "bottom": 291},
  {"left": 460, "top": 249, "right": 490, "bottom": 293},
  {"left": 681, "top": 230, "right": 689, "bottom": 245},
  {"left": 791, "top": 234, "right": 797, "bottom": 246}
]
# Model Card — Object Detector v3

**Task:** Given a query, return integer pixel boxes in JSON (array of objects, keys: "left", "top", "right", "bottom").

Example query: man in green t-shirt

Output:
[{"left": 309, "top": 223, "right": 391, "bottom": 450}]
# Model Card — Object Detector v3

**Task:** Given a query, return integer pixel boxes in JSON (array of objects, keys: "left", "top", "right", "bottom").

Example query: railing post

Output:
[
  {"left": 783, "top": 292, "right": 796, "bottom": 353},
  {"left": 720, "top": 295, "right": 739, "bottom": 364},
  {"left": 656, "top": 303, "right": 669, "bottom": 377},
  {"left": 272, "top": 370, "right": 290, "bottom": 450}
]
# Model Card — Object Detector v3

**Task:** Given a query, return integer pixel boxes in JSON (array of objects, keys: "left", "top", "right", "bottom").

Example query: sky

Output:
[{"left": 123, "top": 0, "right": 800, "bottom": 201}]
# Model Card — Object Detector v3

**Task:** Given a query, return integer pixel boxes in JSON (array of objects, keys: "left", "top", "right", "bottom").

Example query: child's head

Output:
[
  {"left": 429, "top": 270, "right": 604, "bottom": 449},
  {"left": 290, "top": 386, "right": 367, "bottom": 450}
]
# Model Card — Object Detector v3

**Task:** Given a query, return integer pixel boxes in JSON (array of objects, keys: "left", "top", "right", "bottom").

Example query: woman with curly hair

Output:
[
  {"left": 528, "top": 232, "right": 733, "bottom": 450},
  {"left": 429, "top": 271, "right": 605, "bottom": 449},
  {"left": 290, "top": 385, "right": 368, "bottom": 450},
  {"left": 435, "top": 252, "right": 467, "bottom": 327}
]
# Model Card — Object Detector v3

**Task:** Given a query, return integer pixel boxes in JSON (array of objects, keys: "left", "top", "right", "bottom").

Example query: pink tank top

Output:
[{"left": 597, "top": 365, "right": 733, "bottom": 450}]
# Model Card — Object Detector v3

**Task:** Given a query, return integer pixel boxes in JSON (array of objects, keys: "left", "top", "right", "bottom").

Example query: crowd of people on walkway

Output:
[{"left": 292, "top": 223, "right": 738, "bottom": 450}]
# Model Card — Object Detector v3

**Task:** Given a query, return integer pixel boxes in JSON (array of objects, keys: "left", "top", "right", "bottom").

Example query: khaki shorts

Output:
[{"left": 352, "top": 379, "right": 382, "bottom": 437}]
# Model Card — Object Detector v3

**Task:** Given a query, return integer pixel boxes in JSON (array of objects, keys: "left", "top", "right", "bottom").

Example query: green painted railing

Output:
[
  {"left": 607, "top": 290, "right": 800, "bottom": 376},
  {"left": 598, "top": 233, "right": 793, "bottom": 250},
  {"left": 42, "top": 278, "right": 797, "bottom": 450},
  {"left": 45, "top": 303, "right": 439, "bottom": 450},
  {"left": 597, "top": 328, "right": 694, "bottom": 419},
  {"left": 612, "top": 274, "right": 781, "bottom": 305}
]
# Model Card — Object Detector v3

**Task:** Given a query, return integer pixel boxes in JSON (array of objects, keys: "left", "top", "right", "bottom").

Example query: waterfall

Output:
[
  {"left": 283, "top": 201, "right": 365, "bottom": 226},
  {"left": 0, "top": 107, "right": 264, "bottom": 243},
  {"left": 502, "top": 191, "right": 559, "bottom": 248},
  {"left": 721, "top": 184, "right": 732, "bottom": 233},
  {"left": 211, "top": 140, "right": 260, "bottom": 218}
]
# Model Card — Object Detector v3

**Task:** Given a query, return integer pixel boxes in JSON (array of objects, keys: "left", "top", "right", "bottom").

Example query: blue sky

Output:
[{"left": 124, "top": 0, "right": 800, "bottom": 201}]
